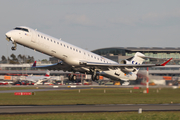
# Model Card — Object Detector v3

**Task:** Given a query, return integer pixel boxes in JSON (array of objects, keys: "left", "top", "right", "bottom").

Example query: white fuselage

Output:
[
  {"left": 6, "top": 26, "right": 137, "bottom": 81},
  {"left": 25, "top": 75, "right": 50, "bottom": 82}
]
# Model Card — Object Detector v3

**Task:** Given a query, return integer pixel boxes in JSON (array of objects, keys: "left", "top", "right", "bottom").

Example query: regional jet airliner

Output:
[{"left": 5, "top": 26, "right": 172, "bottom": 82}]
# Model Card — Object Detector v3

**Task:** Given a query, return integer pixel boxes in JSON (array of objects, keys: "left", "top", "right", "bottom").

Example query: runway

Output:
[
  {"left": 0, "top": 85, "right": 175, "bottom": 93},
  {"left": 0, "top": 104, "right": 180, "bottom": 114},
  {"left": 0, "top": 85, "right": 134, "bottom": 93},
  {"left": 0, "top": 86, "right": 92, "bottom": 93}
]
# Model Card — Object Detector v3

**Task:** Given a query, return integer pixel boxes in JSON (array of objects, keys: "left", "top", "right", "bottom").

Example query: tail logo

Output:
[
  {"left": 132, "top": 61, "right": 140, "bottom": 70},
  {"left": 132, "top": 61, "right": 140, "bottom": 65}
]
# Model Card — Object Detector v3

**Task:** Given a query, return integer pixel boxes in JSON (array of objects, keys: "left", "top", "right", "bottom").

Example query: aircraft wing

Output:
[
  {"left": 32, "top": 58, "right": 172, "bottom": 72},
  {"left": 32, "top": 61, "right": 72, "bottom": 71},
  {"left": 80, "top": 58, "right": 172, "bottom": 70}
]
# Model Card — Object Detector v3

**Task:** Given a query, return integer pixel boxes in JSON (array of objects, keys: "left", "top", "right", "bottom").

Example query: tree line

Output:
[{"left": 1, "top": 54, "right": 34, "bottom": 64}]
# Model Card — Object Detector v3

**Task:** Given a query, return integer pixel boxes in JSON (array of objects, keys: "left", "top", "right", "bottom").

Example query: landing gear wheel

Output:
[
  {"left": 11, "top": 41, "right": 17, "bottom": 51},
  {"left": 68, "top": 74, "right": 77, "bottom": 81},
  {"left": 95, "top": 74, "right": 99, "bottom": 80},
  {"left": 11, "top": 47, "right": 16, "bottom": 50},
  {"left": 72, "top": 75, "right": 77, "bottom": 81},
  {"left": 91, "top": 74, "right": 99, "bottom": 81}
]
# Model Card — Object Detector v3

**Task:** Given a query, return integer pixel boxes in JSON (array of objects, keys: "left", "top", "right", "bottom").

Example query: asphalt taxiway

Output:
[{"left": 0, "top": 104, "right": 180, "bottom": 114}]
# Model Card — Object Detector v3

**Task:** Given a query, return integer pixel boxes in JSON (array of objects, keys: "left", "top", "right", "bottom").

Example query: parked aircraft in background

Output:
[
  {"left": 5, "top": 26, "right": 172, "bottom": 82},
  {"left": 25, "top": 70, "right": 50, "bottom": 83}
]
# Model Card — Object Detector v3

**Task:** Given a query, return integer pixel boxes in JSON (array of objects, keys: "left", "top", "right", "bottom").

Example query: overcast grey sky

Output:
[{"left": 1, "top": 0, "right": 180, "bottom": 60}]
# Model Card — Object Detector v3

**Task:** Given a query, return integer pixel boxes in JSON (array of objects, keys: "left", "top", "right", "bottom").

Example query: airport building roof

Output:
[
  {"left": 92, "top": 47, "right": 180, "bottom": 64},
  {"left": 92, "top": 47, "right": 180, "bottom": 53},
  {"left": 92, "top": 47, "right": 180, "bottom": 56}
]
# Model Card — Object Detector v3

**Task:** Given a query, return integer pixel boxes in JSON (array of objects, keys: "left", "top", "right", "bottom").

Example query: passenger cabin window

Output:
[{"left": 14, "top": 27, "right": 29, "bottom": 32}]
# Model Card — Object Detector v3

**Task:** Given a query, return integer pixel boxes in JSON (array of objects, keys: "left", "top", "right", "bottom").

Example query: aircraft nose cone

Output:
[{"left": 6, "top": 31, "right": 12, "bottom": 37}]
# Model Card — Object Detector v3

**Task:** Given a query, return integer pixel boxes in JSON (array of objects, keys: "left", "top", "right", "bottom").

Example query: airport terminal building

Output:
[{"left": 92, "top": 47, "right": 180, "bottom": 65}]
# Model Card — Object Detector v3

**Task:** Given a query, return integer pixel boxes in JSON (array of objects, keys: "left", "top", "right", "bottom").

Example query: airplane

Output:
[
  {"left": 5, "top": 26, "right": 172, "bottom": 83},
  {"left": 24, "top": 70, "right": 50, "bottom": 84}
]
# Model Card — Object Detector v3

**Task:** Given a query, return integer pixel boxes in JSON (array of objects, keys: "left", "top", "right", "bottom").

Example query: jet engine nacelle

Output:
[
  {"left": 120, "top": 60, "right": 136, "bottom": 73},
  {"left": 120, "top": 60, "right": 131, "bottom": 64}
]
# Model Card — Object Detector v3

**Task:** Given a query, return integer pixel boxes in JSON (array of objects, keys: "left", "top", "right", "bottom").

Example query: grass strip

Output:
[
  {"left": 0, "top": 88, "right": 179, "bottom": 105},
  {"left": 0, "top": 112, "right": 180, "bottom": 120}
]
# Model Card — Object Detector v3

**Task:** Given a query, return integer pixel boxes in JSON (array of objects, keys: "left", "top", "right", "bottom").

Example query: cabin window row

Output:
[{"left": 38, "top": 34, "right": 108, "bottom": 63}]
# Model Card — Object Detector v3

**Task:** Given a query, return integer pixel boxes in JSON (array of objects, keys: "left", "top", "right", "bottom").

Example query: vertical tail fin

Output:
[
  {"left": 45, "top": 70, "right": 50, "bottom": 77},
  {"left": 32, "top": 61, "right": 36, "bottom": 67},
  {"left": 129, "top": 52, "right": 145, "bottom": 74}
]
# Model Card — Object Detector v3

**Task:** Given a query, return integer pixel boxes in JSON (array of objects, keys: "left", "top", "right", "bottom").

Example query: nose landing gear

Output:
[
  {"left": 6, "top": 36, "right": 17, "bottom": 51},
  {"left": 11, "top": 40, "right": 17, "bottom": 51},
  {"left": 11, "top": 46, "right": 16, "bottom": 50}
]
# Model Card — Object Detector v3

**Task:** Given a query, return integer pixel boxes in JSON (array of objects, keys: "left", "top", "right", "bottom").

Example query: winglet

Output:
[
  {"left": 32, "top": 61, "right": 36, "bottom": 67},
  {"left": 160, "top": 58, "right": 173, "bottom": 66}
]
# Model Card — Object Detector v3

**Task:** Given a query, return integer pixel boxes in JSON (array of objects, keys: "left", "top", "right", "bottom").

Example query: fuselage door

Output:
[{"left": 31, "top": 30, "right": 37, "bottom": 43}]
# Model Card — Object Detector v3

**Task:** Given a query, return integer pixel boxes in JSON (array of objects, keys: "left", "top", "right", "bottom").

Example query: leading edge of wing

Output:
[
  {"left": 84, "top": 58, "right": 173, "bottom": 68},
  {"left": 31, "top": 61, "right": 63, "bottom": 69}
]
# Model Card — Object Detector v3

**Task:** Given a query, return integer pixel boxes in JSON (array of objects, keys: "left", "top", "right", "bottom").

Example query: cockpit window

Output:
[{"left": 14, "top": 27, "right": 29, "bottom": 32}]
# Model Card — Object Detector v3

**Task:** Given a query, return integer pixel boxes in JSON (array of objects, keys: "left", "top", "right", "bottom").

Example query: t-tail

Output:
[
  {"left": 129, "top": 52, "right": 145, "bottom": 74},
  {"left": 120, "top": 52, "right": 146, "bottom": 74}
]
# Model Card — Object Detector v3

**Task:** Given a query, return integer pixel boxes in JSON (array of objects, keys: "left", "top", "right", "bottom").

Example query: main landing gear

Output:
[
  {"left": 68, "top": 73, "right": 77, "bottom": 81},
  {"left": 91, "top": 70, "right": 99, "bottom": 81}
]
